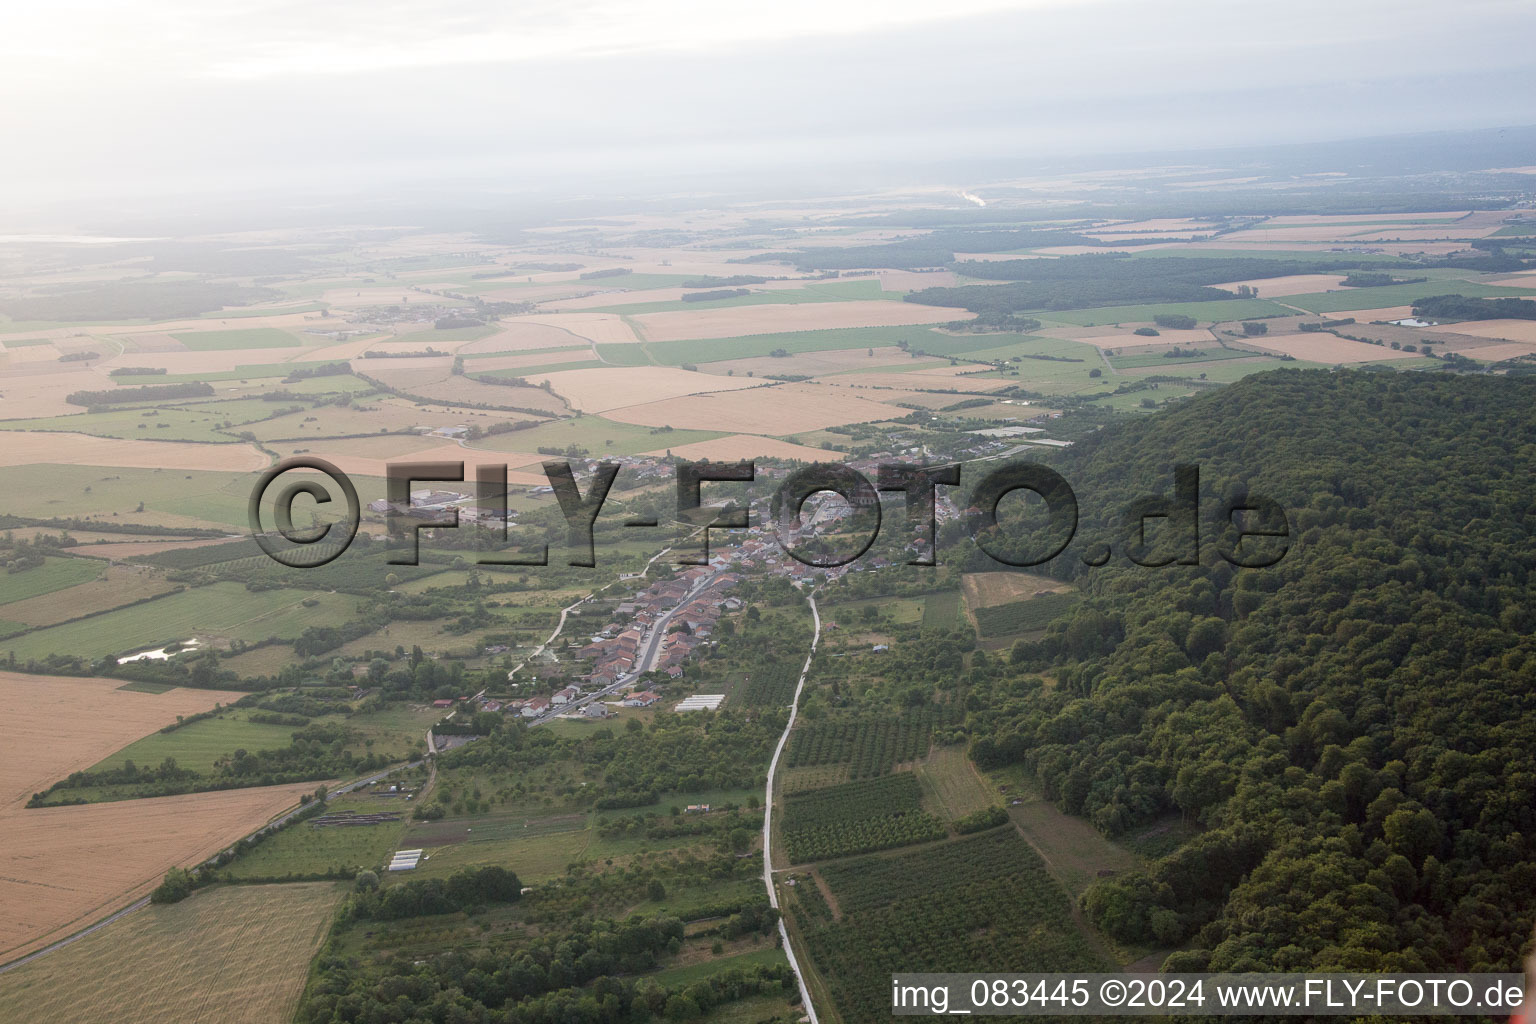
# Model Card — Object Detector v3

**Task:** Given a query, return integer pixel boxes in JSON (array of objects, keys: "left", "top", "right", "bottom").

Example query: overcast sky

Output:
[{"left": 3, "top": 0, "right": 1535, "bottom": 214}]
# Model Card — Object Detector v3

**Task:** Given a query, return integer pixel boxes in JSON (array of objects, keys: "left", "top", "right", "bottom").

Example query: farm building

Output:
[
  {"left": 551, "top": 685, "right": 581, "bottom": 706},
  {"left": 582, "top": 704, "right": 613, "bottom": 718},
  {"left": 521, "top": 696, "right": 550, "bottom": 717}
]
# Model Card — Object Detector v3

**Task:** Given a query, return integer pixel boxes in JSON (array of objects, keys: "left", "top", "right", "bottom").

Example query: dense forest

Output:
[
  {"left": 966, "top": 370, "right": 1536, "bottom": 972},
  {"left": 1413, "top": 294, "right": 1536, "bottom": 322},
  {"left": 905, "top": 255, "right": 1392, "bottom": 314}
]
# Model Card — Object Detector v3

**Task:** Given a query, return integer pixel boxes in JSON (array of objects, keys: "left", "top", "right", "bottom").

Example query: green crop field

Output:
[
  {"left": 1108, "top": 345, "right": 1258, "bottom": 369},
  {"left": 169, "top": 327, "right": 303, "bottom": 349},
  {"left": 471, "top": 414, "right": 723, "bottom": 456},
  {"left": 89, "top": 709, "right": 319, "bottom": 774},
  {"left": 0, "top": 555, "right": 102, "bottom": 605},
  {"left": 223, "top": 795, "right": 413, "bottom": 879},
  {"left": 1, "top": 582, "right": 360, "bottom": 661},
  {"left": 0, "top": 396, "right": 294, "bottom": 442},
  {"left": 639, "top": 324, "right": 956, "bottom": 367},
  {"left": 921, "top": 590, "right": 961, "bottom": 630},
  {"left": 1283, "top": 279, "right": 1534, "bottom": 314},
  {"left": 1036, "top": 298, "right": 1292, "bottom": 326}
]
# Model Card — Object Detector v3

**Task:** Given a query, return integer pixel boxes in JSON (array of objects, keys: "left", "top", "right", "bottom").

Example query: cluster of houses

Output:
[{"left": 574, "top": 568, "right": 741, "bottom": 686}]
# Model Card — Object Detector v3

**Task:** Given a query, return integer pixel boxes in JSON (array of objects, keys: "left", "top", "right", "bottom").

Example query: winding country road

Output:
[{"left": 761, "top": 591, "right": 822, "bottom": 1024}]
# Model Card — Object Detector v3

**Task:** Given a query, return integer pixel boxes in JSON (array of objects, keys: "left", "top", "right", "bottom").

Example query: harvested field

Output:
[
  {"left": 0, "top": 433, "right": 267, "bottom": 472},
  {"left": 0, "top": 783, "right": 321, "bottom": 960},
  {"left": 68, "top": 538, "right": 236, "bottom": 561},
  {"left": 0, "top": 369, "right": 108, "bottom": 418},
  {"left": 640, "top": 434, "right": 845, "bottom": 464},
  {"left": 962, "top": 571, "right": 1073, "bottom": 614},
  {"left": 510, "top": 313, "right": 640, "bottom": 344},
  {"left": 530, "top": 366, "right": 765, "bottom": 413},
  {"left": 312, "top": 442, "right": 546, "bottom": 483},
  {"left": 1243, "top": 334, "right": 1420, "bottom": 364},
  {"left": 0, "top": 882, "right": 345, "bottom": 1023},
  {"left": 1484, "top": 272, "right": 1536, "bottom": 289},
  {"left": 362, "top": 366, "right": 569, "bottom": 414},
  {"left": 0, "top": 671, "right": 240, "bottom": 812},
  {"left": 1461, "top": 341, "right": 1536, "bottom": 362},
  {"left": 1323, "top": 306, "right": 1419, "bottom": 322},
  {"left": 1215, "top": 273, "right": 1347, "bottom": 297},
  {"left": 629, "top": 300, "right": 968, "bottom": 342},
  {"left": 811, "top": 371, "right": 1014, "bottom": 393},
  {"left": 605, "top": 381, "right": 910, "bottom": 434},
  {"left": 1041, "top": 326, "right": 1217, "bottom": 347},
  {"left": 272, "top": 432, "right": 447, "bottom": 464},
  {"left": 458, "top": 322, "right": 595, "bottom": 353},
  {"left": 698, "top": 345, "right": 912, "bottom": 378},
  {"left": 1432, "top": 319, "right": 1536, "bottom": 344},
  {"left": 0, "top": 343, "right": 63, "bottom": 363},
  {"left": 461, "top": 349, "right": 588, "bottom": 373}
]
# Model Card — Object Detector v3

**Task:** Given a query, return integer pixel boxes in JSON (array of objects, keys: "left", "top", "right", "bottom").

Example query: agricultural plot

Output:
[
  {"left": 0, "top": 882, "right": 344, "bottom": 1023},
  {"left": 971, "top": 591, "right": 1079, "bottom": 638},
  {"left": 0, "top": 434, "right": 267, "bottom": 474},
  {"left": 780, "top": 772, "right": 945, "bottom": 863},
  {"left": 0, "top": 563, "right": 180, "bottom": 626},
  {"left": 961, "top": 571, "right": 1073, "bottom": 615},
  {"left": 1, "top": 582, "right": 359, "bottom": 661},
  {"left": 0, "top": 556, "right": 102, "bottom": 605},
  {"left": 800, "top": 830, "right": 1108, "bottom": 1024},
  {"left": 1283, "top": 279, "right": 1532, "bottom": 315},
  {"left": 88, "top": 709, "right": 316, "bottom": 775},
  {"left": 785, "top": 712, "right": 938, "bottom": 778},
  {"left": 169, "top": 327, "right": 303, "bottom": 350},
  {"left": 222, "top": 795, "right": 413, "bottom": 880},
  {"left": 529, "top": 365, "right": 766, "bottom": 414},
  {"left": 606, "top": 381, "right": 911, "bottom": 434},
  {"left": 641, "top": 434, "right": 844, "bottom": 463},
  {"left": 1241, "top": 333, "right": 1419, "bottom": 364},
  {"left": 0, "top": 782, "right": 318, "bottom": 961},
  {"left": 630, "top": 300, "right": 967, "bottom": 343},
  {"left": 1037, "top": 298, "right": 1291, "bottom": 326},
  {"left": 733, "top": 664, "right": 802, "bottom": 708}
]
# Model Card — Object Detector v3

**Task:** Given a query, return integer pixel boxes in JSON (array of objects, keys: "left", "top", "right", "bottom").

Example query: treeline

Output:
[
  {"left": 1342, "top": 272, "right": 1425, "bottom": 288},
  {"left": 65, "top": 381, "right": 214, "bottom": 407},
  {"left": 580, "top": 267, "right": 632, "bottom": 280},
  {"left": 347, "top": 865, "right": 523, "bottom": 921},
  {"left": 1412, "top": 294, "right": 1536, "bottom": 321},
  {"left": 282, "top": 361, "right": 352, "bottom": 382},
  {"left": 0, "top": 280, "right": 275, "bottom": 322},
  {"left": 29, "top": 719, "right": 388, "bottom": 804},
  {"left": 681, "top": 288, "right": 750, "bottom": 302},
  {"left": 108, "top": 366, "right": 168, "bottom": 377}
]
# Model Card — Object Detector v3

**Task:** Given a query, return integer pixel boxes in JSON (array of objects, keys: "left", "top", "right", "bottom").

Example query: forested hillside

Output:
[{"left": 968, "top": 370, "right": 1536, "bottom": 972}]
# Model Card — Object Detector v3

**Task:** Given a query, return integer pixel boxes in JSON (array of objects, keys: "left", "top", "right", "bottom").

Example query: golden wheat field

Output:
[
  {"left": 530, "top": 365, "right": 765, "bottom": 413},
  {"left": 1242, "top": 334, "right": 1420, "bottom": 364},
  {"left": 0, "top": 882, "right": 345, "bottom": 1023},
  {"left": 640, "top": 434, "right": 845, "bottom": 463},
  {"left": 0, "top": 783, "right": 323, "bottom": 961},
  {"left": 0, "top": 433, "right": 269, "bottom": 472},
  {"left": 606, "top": 381, "right": 910, "bottom": 434},
  {"left": 628, "top": 299, "right": 968, "bottom": 342}
]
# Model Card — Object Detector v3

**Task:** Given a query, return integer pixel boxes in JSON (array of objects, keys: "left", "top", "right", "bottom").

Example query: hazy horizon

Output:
[{"left": 4, "top": 0, "right": 1535, "bottom": 224}]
